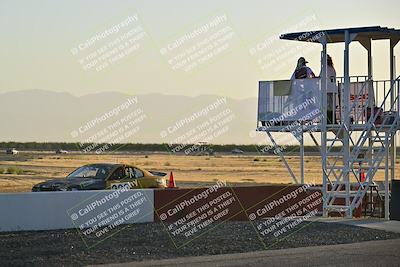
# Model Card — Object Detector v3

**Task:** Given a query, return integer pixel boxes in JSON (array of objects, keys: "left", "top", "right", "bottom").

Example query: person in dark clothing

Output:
[{"left": 291, "top": 57, "right": 316, "bottom": 80}]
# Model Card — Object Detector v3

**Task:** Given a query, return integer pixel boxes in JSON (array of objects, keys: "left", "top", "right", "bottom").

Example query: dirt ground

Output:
[{"left": 0, "top": 151, "right": 398, "bottom": 192}]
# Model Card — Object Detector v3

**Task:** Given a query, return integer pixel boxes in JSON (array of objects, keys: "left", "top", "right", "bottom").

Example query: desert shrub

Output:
[
  {"left": 6, "top": 167, "right": 24, "bottom": 175},
  {"left": 164, "top": 162, "right": 171, "bottom": 166},
  {"left": 6, "top": 167, "right": 17, "bottom": 174}
]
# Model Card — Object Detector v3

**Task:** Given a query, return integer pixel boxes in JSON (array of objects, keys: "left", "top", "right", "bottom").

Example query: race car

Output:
[
  {"left": 55, "top": 149, "right": 68, "bottom": 154},
  {"left": 6, "top": 148, "right": 19, "bottom": 155},
  {"left": 32, "top": 163, "right": 167, "bottom": 191}
]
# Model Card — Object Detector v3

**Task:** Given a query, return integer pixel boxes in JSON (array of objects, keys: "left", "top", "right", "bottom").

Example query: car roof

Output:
[
  {"left": 82, "top": 163, "right": 144, "bottom": 168},
  {"left": 79, "top": 163, "right": 153, "bottom": 177},
  {"left": 83, "top": 163, "right": 124, "bottom": 168}
]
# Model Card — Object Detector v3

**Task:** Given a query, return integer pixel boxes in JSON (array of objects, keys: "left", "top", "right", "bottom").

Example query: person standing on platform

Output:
[
  {"left": 320, "top": 54, "right": 337, "bottom": 124},
  {"left": 291, "top": 57, "right": 316, "bottom": 80}
]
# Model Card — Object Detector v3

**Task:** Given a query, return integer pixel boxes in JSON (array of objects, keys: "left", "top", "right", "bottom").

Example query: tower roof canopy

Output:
[{"left": 280, "top": 26, "right": 400, "bottom": 43}]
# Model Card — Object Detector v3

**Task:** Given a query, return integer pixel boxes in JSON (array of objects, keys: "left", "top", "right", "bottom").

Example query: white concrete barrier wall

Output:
[{"left": 0, "top": 189, "right": 154, "bottom": 232}]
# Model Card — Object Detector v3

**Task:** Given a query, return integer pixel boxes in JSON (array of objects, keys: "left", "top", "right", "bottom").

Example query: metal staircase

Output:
[
  {"left": 324, "top": 77, "right": 400, "bottom": 217},
  {"left": 257, "top": 26, "right": 400, "bottom": 219}
]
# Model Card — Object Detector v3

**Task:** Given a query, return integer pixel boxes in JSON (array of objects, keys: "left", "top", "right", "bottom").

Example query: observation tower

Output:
[{"left": 257, "top": 26, "right": 400, "bottom": 218}]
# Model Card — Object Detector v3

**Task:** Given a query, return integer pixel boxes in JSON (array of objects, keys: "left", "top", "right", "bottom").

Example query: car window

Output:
[
  {"left": 124, "top": 167, "right": 144, "bottom": 178},
  {"left": 125, "top": 167, "right": 135, "bottom": 179},
  {"left": 133, "top": 168, "right": 144, "bottom": 178},
  {"left": 67, "top": 165, "right": 112, "bottom": 180},
  {"left": 95, "top": 168, "right": 109, "bottom": 179},
  {"left": 109, "top": 167, "right": 125, "bottom": 180}
]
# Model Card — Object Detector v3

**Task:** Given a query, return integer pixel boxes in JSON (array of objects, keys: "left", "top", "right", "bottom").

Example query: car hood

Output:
[{"left": 33, "top": 177, "right": 105, "bottom": 191}]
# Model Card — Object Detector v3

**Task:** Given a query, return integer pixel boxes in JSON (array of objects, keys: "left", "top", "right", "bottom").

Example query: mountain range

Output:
[{"left": 0, "top": 90, "right": 263, "bottom": 145}]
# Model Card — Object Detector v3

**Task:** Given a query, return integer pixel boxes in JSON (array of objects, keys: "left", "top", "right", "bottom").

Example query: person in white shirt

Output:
[
  {"left": 291, "top": 57, "right": 316, "bottom": 80},
  {"left": 319, "top": 55, "right": 337, "bottom": 124}
]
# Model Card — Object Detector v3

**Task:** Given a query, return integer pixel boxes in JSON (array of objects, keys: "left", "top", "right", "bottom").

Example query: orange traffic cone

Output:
[
  {"left": 361, "top": 170, "right": 365, "bottom": 183},
  {"left": 168, "top": 171, "right": 176, "bottom": 188}
]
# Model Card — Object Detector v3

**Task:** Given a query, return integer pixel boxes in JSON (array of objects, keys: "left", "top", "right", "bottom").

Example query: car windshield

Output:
[{"left": 67, "top": 165, "right": 113, "bottom": 180}]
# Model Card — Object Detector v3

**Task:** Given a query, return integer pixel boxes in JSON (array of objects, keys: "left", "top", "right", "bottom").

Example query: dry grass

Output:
[{"left": 0, "top": 152, "right": 397, "bottom": 192}]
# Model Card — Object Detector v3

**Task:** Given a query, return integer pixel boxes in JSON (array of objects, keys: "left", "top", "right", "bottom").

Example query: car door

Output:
[
  {"left": 106, "top": 166, "right": 137, "bottom": 190},
  {"left": 132, "top": 166, "right": 154, "bottom": 188},
  {"left": 126, "top": 166, "right": 149, "bottom": 188}
]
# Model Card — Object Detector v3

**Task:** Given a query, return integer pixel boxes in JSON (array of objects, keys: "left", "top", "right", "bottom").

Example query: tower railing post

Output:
[
  {"left": 320, "top": 36, "right": 328, "bottom": 217},
  {"left": 343, "top": 30, "right": 352, "bottom": 218}
]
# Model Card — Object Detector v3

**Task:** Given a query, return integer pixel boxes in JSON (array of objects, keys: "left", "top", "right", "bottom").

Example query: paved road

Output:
[
  {"left": 97, "top": 238, "right": 400, "bottom": 267},
  {"left": 336, "top": 218, "right": 400, "bottom": 233}
]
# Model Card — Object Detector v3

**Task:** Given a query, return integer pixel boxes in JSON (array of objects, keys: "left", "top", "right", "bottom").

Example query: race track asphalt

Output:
[{"left": 98, "top": 238, "right": 400, "bottom": 267}]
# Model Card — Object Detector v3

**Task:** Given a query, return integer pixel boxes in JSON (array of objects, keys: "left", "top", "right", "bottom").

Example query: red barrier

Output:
[{"left": 154, "top": 185, "right": 323, "bottom": 222}]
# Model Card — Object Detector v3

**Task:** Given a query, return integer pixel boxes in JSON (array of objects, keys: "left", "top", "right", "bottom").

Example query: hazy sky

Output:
[{"left": 0, "top": 0, "right": 399, "bottom": 99}]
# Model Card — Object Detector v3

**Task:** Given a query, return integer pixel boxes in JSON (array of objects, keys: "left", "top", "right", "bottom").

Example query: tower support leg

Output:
[{"left": 265, "top": 132, "right": 299, "bottom": 184}]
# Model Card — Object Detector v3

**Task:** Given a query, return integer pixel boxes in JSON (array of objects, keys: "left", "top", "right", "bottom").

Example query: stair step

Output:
[
  {"left": 371, "top": 137, "right": 388, "bottom": 142},
  {"left": 354, "top": 159, "right": 371, "bottom": 162},
  {"left": 329, "top": 166, "right": 345, "bottom": 169},
  {"left": 358, "top": 166, "right": 387, "bottom": 170},
  {"left": 326, "top": 205, "right": 350, "bottom": 211},
  {"left": 327, "top": 138, "right": 343, "bottom": 142},
  {"left": 372, "top": 134, "right": 387, "bottom": 137},
  {"left": 353, "top": 159, "right": 378, "bottom": 164},
  {"left": 330, "top": 181, "right": 349, "bottom": 185},
  {"left": 331, "top": 181, "right": 368, "bottom": 186},
  {"left": 350, "top": 154, "right": 385, "bottom": 162},
  {"left": 327, "top": 152, "right": 344, "bottom": 157},
  {"left": 329, "top": 191, "right": 359, "bottom": 197},
  {"left": 357, "top": 147, "right": 384, "bottom": 151},
  {"left": 307, "top": 186, "right": 323, "bottom": 191}
]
